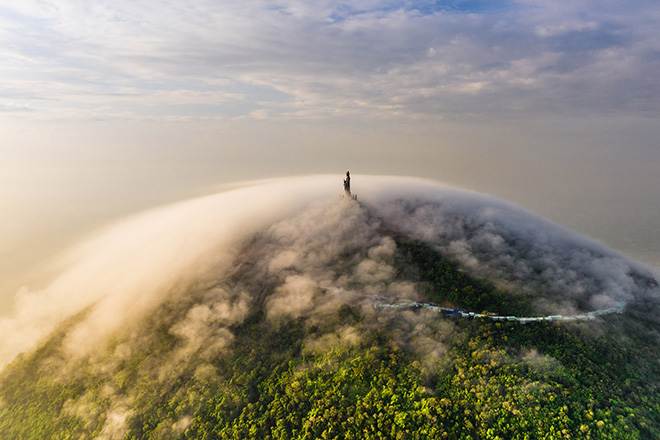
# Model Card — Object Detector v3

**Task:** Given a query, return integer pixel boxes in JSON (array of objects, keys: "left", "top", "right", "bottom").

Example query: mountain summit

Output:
[{"left": 1, "top": 176, "right": 659, "bottom": 439}]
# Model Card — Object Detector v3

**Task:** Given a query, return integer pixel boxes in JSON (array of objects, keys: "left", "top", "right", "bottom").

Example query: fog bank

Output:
[{"left": 2, "top": 175, "right": 658, "bottom": 367}]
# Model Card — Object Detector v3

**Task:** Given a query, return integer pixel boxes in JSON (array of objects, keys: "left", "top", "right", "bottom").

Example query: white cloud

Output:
[
  {"left": 266, "top": 274, "right": 318, "bottom": 321},
  {"left": 0, "top": 177, "right": 340, "bottom": 366},
  {"left": 0, "top": 0, "right": 658, "bottom": 122}
]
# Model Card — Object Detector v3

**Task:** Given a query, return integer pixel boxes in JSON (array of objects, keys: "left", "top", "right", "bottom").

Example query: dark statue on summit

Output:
[{"left": 342, "top": 171, "right": 357, "bottom": 200}]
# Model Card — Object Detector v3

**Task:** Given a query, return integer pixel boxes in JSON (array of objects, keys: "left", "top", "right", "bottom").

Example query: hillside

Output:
[{"left": 1, "top": 183, "right": 659, "bottom": 439}]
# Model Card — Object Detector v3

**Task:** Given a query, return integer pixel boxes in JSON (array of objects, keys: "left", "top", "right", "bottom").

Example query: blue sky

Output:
[{"left": 1, "top": 0, "right": 660, "bottom": 308}]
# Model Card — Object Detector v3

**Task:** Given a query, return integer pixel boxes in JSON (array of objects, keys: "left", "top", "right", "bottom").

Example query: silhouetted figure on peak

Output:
[
  {"left": 343, "top": 171, "right": 357, "bottom": 200},
  {"left": 343, "top": 171, "right": 351, "bottom": 195}
]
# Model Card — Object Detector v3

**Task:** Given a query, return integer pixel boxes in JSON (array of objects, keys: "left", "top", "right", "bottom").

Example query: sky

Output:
[{"left": 1, "top": 0, "right": 659, "bottom": 312}]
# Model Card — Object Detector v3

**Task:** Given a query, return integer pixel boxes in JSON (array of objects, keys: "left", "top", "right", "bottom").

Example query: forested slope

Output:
[{"left": 1, "top": 235, "right": 659, "bottom": 439}]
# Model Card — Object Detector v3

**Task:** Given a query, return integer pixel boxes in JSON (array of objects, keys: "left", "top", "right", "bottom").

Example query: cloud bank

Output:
[
  {"left": 1, "top": 0, "right": 659, "bottom": 121},
  {"left": 1, "top": 175, "right": 658, "bottom": 369}
]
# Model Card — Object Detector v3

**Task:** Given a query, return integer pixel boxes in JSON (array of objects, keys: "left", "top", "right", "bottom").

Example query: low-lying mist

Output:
[{"left": 2, "top": 175, "right": 659, "bottom": 369}]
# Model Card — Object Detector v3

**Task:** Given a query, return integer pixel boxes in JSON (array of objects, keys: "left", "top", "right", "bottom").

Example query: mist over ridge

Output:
[
  {"left": 1, "top": 174, "right": 659, "bottom": 370},
  {"left": 2, "top": 174, "right": 660, "bottom": 439}
]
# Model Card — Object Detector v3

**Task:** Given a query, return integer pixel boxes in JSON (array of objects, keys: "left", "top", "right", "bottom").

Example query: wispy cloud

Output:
[{"left": 1, "top": 0, "right": 658, "bottom": 121}]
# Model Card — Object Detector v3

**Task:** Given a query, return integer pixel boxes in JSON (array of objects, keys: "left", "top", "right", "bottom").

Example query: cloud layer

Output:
[
  {"left": 2, "top": 0, "right": 659, "bottom": 121},
  {"left": 2, "top": 175, "right": 658, "bottom": 369}
]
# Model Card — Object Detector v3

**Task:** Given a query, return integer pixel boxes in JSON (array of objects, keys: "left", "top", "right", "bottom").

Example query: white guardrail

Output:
[
  {"left": 376, "top": 301, "right": 623, "bottom": 323},
  {"left": 328, "top": 288, "right": 623, "bottom": 323}
]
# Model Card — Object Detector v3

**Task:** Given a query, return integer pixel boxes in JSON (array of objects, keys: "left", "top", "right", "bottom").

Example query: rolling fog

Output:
[{"left": 2, "top": 175, "right": 658, "bottom": 368}]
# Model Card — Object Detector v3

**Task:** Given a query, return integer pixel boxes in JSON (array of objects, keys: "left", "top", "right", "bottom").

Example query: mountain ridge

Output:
[{"left": 1, "top": 179, "right": 659, "bottom": 439}]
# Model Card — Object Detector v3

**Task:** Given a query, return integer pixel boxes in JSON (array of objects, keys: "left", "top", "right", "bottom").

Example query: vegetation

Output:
[
  {"left": 397, "top": 241, "right": 533, "bottom": 315},
  {"left": 1, "top": 240, "right": 659, "bottom": 439}
]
